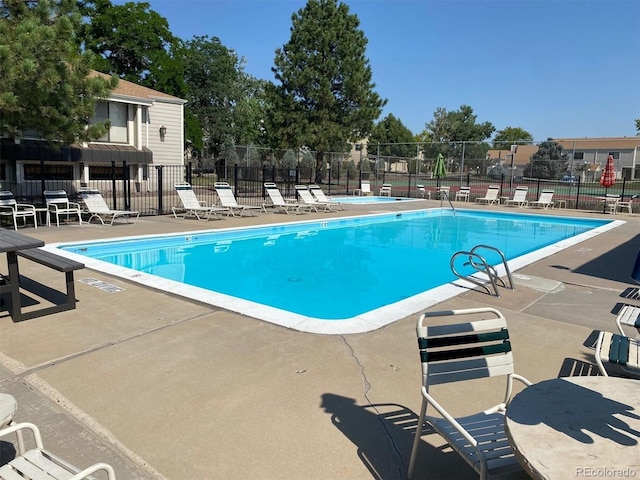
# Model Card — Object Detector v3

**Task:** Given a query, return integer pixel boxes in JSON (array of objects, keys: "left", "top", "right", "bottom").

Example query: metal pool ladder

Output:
[{"left": 450, "top": 245, "right": 514, "bottom": 297}]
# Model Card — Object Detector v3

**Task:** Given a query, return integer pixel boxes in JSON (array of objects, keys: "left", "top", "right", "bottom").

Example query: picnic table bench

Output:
[{"left": 9, "top": 248, "right": 84, "bottom": 321}]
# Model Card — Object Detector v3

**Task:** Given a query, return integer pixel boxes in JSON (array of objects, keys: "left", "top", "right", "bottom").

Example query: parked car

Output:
[{"left": 561, "top": 175, "right": 578, "bottom": 183}]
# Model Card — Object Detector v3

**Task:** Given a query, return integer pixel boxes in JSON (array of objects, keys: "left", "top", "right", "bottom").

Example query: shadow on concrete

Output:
[
  {"left": 572, "top": 234, "right": 640, "bottom": 283},
  {"left": 558, "top": 358, "right": 601, "bottom": 378},
  {"left": 320, "top": 393, "right": 477, "bottom": 480}
]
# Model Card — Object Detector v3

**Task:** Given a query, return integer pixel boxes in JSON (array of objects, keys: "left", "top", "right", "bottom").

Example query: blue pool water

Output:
[{"left": 54, "top": 209, "right": 617, "bottom": 333}]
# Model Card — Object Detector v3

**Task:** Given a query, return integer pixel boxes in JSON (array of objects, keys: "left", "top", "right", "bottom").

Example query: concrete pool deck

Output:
[{"left": 0, "top": 199, "right": 638, "bottom": 479}]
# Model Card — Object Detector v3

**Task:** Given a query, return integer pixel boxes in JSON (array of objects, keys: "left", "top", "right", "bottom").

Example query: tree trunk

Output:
[{"left": 314, "top": 151, "right": 325, "bottom": 184}]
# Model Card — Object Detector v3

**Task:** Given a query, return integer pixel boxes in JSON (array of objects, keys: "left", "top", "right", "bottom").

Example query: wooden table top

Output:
[
  {"left": 505, "top": 376, "right": 640, "bottom": 480},
  {"left": 0, "top": 228, "right": 44, "bottom": 253}
]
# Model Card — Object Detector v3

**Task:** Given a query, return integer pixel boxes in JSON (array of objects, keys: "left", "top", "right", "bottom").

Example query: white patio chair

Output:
[
  {"left": 616, "top": 195, "right": 637, "bottom": 214},
  {"left": 79, "top": 189, "right": 139, "bottom": 225},
  {"left": 455, "top": 186, "right": 470, "bottom": 202},
  {"left": 309, "top": 185, "right": 344, "bottom": 210},
  {"left": 354, "top": 180, "right": 372, "bottom": 196},
  {"left": 379, "top": 184, "right": 392, "bottom": 196},
  {"left": 295, "top": 185, "right": 331, "bottom": 212},
  {"left": 503, "top": 186, "right": 529, "bottom": 207},
  {"left": 0, "top": 422, "right": 116, "bottom": 479},
  {"left": 0, "top": 191, "right": 37, "bottom": 230},
  {"left": 529, "top": 189, "right": 555, "bottom": 209},
  {"left": 44, "top": 190, "right": 83, "bottom": 227},
  {"left": 263, "top": 183, "right": 314, "bottom": 214},
  {"left": 408, "top": 307, "right": 532, "bottom": 480},
  {"left": 594, "top": 330, "right": 640, "bottom": 378},
  {"left": 213, "top": 182, "right": 262, "bottom": 217},
  {"left": 474, "top": 185, "right": 500, "bottom": 205},
  {"left": 172, "top": 182, "right": 230, "bottom": 220}
]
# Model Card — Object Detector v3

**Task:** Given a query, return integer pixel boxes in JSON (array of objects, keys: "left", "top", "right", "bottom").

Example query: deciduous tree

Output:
[
  {"left": 267, "top": 0, "right": 385, "bottom": 183},
  {"left": 368, "top": 114, "right": 416, "bottom": 162},
  {"left": 492, "top": 126, "right": 533, "bottom": 148}
]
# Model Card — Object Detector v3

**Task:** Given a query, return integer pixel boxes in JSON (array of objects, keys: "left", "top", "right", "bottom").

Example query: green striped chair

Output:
[
  {"left": 408, "top": 307, "right": 532, "bottom": 480},
  {"left": 595, "top": 331, "right": 640, "bottom": 378}
]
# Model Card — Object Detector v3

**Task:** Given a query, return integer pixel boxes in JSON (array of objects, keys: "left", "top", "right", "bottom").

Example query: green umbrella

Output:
[{"left": 433, "top": 153, "right": 447, "bottom": 185}]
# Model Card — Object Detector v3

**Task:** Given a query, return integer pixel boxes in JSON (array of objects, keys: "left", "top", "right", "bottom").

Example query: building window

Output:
[
  {"left": 608, "top": 152, "right": 620, "bottom": 160},
  {"left": 23, "top": 164, "right": 74, "bottom": 180},
  {"left": 92, "top": 101, "right": 128, "bottom": 143},
  {"left": 89, "top": 165, "right": 125, "bottom": 180},
  {"left": 573, "top": 152, "right": 584, "bottom": 160}
]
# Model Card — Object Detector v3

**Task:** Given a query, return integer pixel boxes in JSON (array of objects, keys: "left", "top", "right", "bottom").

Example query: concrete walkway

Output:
[{"left": 0, "top": 200, "right": 638, "bottom": 479}]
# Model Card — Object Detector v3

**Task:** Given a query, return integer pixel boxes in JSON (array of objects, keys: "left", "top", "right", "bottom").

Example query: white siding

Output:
[{"left": 147, "top": 101, "right": 184, "bottom": 165}]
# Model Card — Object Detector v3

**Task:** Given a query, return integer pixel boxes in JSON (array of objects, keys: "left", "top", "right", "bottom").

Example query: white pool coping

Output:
[{"left": 45, "top": 210, "right": 625, "bottom": 335}]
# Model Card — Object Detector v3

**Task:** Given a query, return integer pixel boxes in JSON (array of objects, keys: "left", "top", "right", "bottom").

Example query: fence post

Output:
[
  {"left": 111, "top": 161, "right": 117, "bottom": 208},
  {"left": 123, "top": 160, "right": 130, "bottom": 210},
  {"left": 156, "top": 165, "right": 163, "bottom": 215},
  {"left": 574, "top": 177, "right": 581, "bottom": 209},
  {"left": 407, "top": 171, "right": 412, "bottom": 197},
  {"left": 186, "top": 162, "right": 192, "bottom": 185},
  {"left": 233, "top": 164, "right": 239, "bottom": 197}
]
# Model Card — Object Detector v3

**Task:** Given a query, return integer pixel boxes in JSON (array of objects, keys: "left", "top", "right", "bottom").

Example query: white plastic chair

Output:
[
  {"left": 44, "top": 190, "right": 83, "bottom": 227},
  {"left": 213, "top": 182, "right": 262, "bottom": 217},
  {"left": 529, "top": 189, "right": 555, "bottom": 209},
  {"left": 0, "top": 422, "right": 116, "bottom": 479},
  {"left": 379, "top": 184, "right": 392, "bottom": 196},
  {"left": 455, "top": 186, "right": 470, "bottom": 202},
  {"left": 294, "top": 185, "right": 330, "bottom": 212},
  {"left": 355, "top": 180, "right": 372, "bottom": 196},
  {"left": 263, "top": 183, "right": 314, "bottom": 214},
  {"left": 79, "top": 189, "right": 139, "bottom": 225},
  {"left": 309, "top": 185, "right": 344, "bottom": 211},
  {"left": 594, "top": 330, "right": 640, "bottom": 378},
  {"left": 474, "top": 185, "right": 500, "bottom": 205},
  {"left": 408, "top": 307, "right": 532, "bottom": 480},
  {"left": 0, "top": 191, "right": 37, "bottom": 230},
  {"left": 503, "top": 186, "right": 529, "bottom": 207},
  {"left": 172, "top": 182, "right": 230, "bottom": 220}
]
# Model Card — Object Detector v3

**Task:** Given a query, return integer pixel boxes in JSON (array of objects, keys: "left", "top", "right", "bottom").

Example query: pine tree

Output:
[
  {"left": 0, "top": 0, "right": 116, "bottom": 143},
  {"left": 268, "top": 0, "right": 385, "bottom": 183}
]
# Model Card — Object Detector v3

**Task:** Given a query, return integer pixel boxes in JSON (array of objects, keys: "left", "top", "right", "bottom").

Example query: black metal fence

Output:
[{"left": 3, "top": 161, "right": 639, "bottom": 216}]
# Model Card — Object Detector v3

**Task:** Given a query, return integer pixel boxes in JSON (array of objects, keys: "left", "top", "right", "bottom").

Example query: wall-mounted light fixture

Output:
[{"left": 159, "top": 125, "right": 167, "bottom": 136}]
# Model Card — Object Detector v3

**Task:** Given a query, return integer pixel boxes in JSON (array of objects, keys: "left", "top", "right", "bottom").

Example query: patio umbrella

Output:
[
  {"left": 433, "top": 153, "right": 447, "bottom": 186},
  {"left": 599, "top": 154, "right": 616, "bottom": 212}
]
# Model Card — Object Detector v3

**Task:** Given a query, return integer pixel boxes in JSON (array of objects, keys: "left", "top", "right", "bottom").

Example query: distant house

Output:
[
  {"left": 487, "top": 137, "right": 640, "bottom": 181},
  {"left": 553, "top": 137, "right": 640, "bottom": 181},
  {"left": 0, "top": 71, "right": 186, "bottom": 196}
]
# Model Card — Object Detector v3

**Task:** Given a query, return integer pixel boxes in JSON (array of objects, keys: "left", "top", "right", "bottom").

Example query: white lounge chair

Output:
[
  {"left": 263, "top": 183, "right": 314, "bottom": 214},
  {"left": 0, "top": 422, "right": 116, "bottom": 479},
  {"left": 594, "top": 330, "right": 640, "bottom": 378},
  {"left": 309, "top": 185, "right": 344, "bottom": 211},
  {"left": 173, "top": 182, "right": 230, "bottom": 220},
  {"left": 408, "top": 307, "right": 532, "bottom": 480},
  {"left": 0, "top": 191, "right": 37, "bottom": 230},
  {"left": 355, "top": 180, "right": 372, "bottom": 196},
  {"left": 529, "top": 189, "right": 555, "bottom": 209},
  {"left": 475, "top": 185, "right": 500, "bottom": 205},
  {"left": 504, "top": 186, "right": 529, "bottom": 207},
  {"left": 44, "top": 190, "right": 83, "bottom": 227},
  {"left": 79, "top": 189, "right": 139, "bottom": 225},
  {"left": 455, "top": 186, "right": 470, "bottom": 202},
  {"left": 213, "top": 182, "right": 262, "bottom": 217},
  {"left": 295, "top": 185, "right": 332, "bottom": 212}
]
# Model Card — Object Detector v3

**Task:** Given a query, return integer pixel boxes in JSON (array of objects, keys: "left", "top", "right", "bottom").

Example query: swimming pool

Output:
[{"left": 51, "top": 209, "right": 620, "bottom": 334}]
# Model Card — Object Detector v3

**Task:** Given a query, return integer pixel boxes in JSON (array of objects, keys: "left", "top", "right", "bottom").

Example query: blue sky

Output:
[{"left": 120, "top": 0, "right": 639, "bottom": 141}]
